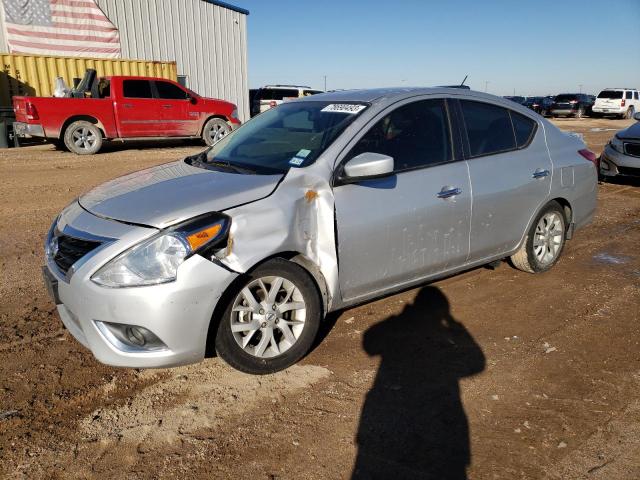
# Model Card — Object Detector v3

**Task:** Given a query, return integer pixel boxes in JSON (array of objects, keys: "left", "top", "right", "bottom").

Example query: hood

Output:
[
  {"left": 617, "top": 121, "right": 640, "bottom": 140},
  {"left": 79, "top": 160, "right": 282, "bottom": 228}
]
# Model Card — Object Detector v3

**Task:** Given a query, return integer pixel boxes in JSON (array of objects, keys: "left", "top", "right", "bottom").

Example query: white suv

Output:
[
  {"left": 250, "top": 85, "right": 323, "bottom": 116},
  {"left": 592, "top": 88, "right": 640, "bottom": 119}
]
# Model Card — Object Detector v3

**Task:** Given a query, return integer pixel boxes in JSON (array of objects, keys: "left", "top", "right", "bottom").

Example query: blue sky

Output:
[{"left": 239, "top": 0, "right": 640, "bottom": 96}]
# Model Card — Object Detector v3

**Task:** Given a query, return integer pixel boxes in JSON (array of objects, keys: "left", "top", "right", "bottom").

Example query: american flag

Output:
[{"left": 1, "top": 0, "right": 120, "bottom": 58}]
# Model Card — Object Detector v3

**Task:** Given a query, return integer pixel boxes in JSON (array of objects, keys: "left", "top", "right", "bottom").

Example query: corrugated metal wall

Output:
[
  {"left": 95, "top": 0, "right": 249, "bottom": 121},
  {"left": 0, "top": 53, "right": 177, "bottom": 108}
]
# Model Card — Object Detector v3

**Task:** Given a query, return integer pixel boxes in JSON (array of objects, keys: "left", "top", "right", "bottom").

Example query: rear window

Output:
[
  {"left": 461, "top": 101, "right": 516, "bottom": 157},
  {"left": 302, "top": 90, "right": 323, "bottom": 96},
  {"left": 597, "top": 90, "right": 623, "bottom": 99},
  {"left": 555, "top": 94, "right": 578, "bottom": 102},
  {"left": 123, "top": 80, "right": 153, "bottom": 99},
  {"left": 260, "top": 88, "right": 299, "bottom": 100},
  {"left": 625, "top": 91, "right": 633, "bottom": 99}
]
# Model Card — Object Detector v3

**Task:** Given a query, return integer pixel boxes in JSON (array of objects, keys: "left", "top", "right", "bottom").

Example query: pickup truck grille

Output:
[
  {"left": 53, "top": 234, "right": 102, "bottom": 275},
  {"left": 624, "top": 142, "right": 640, "bottom": 158}
]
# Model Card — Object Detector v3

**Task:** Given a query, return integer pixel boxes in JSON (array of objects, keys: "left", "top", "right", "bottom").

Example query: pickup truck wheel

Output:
[
  {"left": 202, "top": 118, "right": 231, "bottom": 146},
  {"left": 510, "top": 201, "right": 566, "bottom": 274},
  {"left": 64, "top": 121, "right": 102, "bottom": 155},
  {"left": 214, "top": 258, "right": 322, "bottom": 374}
]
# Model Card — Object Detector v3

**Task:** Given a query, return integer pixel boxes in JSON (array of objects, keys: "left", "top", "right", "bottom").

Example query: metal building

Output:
[{"left": 0, "top": 0, "right": 250, "bottom": 121}]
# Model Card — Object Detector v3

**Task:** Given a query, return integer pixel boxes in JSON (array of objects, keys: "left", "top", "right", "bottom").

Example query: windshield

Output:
[
  {"left": 597, "top": 90, "right": 623, "bottom": 99},
  {"left": 200, "top": 101, "right": 367, "bottom": 174}
]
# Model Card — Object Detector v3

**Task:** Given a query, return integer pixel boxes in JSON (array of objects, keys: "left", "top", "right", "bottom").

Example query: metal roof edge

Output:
[{"left": 203, "top": 0, "right": 249, "bottom": 15}]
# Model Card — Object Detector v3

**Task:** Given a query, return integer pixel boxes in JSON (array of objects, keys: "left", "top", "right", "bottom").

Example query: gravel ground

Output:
[{"left": 0, "top": 118, "right": 639, "bottom": 479}]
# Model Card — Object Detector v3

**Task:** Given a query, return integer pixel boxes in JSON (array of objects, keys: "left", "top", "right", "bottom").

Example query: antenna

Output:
[{"left": 460, "top": 75, "right": 468, "bottom": 87}]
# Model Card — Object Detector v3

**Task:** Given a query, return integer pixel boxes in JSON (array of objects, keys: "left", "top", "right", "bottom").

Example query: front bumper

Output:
[
  {"left": 600, "top": 144, "right": 640, "bottom": 177},
  {"left": 13, "top": 121, "right": 45, "bottom": 138},
  {"left": 44, "top": 204, "right": 238, "bottom": 368}
]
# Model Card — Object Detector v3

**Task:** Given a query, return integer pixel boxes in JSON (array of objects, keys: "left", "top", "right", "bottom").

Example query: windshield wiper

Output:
[{"left": 208, "top": 160, "right": 257, "bottom": 174}]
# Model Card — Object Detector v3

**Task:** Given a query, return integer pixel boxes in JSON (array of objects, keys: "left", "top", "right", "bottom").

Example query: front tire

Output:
[
  {"left": 202, "top": 117, "right": 232, "bottom": 146},
  {"left": 214, "top": 258, "right": 322, "bottom": 374},
  {"left": 63, "top": 120, "right": 102, "bottom": 155},
  {"left": 511, "top": 201, "right": 566, "bottom": 273}
]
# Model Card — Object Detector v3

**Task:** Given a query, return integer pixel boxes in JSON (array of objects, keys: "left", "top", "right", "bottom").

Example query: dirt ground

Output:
[{"left": 0, "top": 117, "right": 639, "bottom": 479}]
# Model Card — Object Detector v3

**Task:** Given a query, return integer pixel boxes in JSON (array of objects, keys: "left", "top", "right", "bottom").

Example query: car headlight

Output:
[
  {"left": 611, "top": 135, "right": 624, "bottom": 153},
  {"left": 91, "top": 213, "right": 230, "bottom": 288}
]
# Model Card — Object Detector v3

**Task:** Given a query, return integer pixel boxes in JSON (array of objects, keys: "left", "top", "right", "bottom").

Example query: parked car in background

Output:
[
  {"left": 600, "top": 112, "right": 640, "bottom": 179},
  {"left": 250, "top": 85, "right": 324, "bottom": 117},
  {"left": 42, "top": 87, "right": 597, "bottom": 374},
  {"left": 524, "top": 96, "right": 555, "bottom": 116},
  {"left": 592, "top": 88, "right": 640, "bottom": 119},
  {"left": 550, "top": 94, "right": 594, "bottom": 118},
  {"left": 503, "top": 96, "right": 527, "bottom": 105},
  {"left": 13, "top": 74, "right": 240, "bottom": 154}
]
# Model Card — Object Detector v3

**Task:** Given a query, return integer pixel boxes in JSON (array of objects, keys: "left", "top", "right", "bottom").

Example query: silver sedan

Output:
[{"left": 43, "top": 87, "right": 598, "bottom": 374}]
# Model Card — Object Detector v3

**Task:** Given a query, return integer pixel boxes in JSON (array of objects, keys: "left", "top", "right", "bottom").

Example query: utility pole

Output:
[
  {"left": 323, "top": 75, "right": 327, "bottom": 91},
  {"left": 579, "top": 84, "right": 583, "bottom": 93},
  {"left": 513, "top": 87, "right": 516, "bottom": 96},
  {"left": 484, "top": 81, "right": 489, "bottom": 93}
]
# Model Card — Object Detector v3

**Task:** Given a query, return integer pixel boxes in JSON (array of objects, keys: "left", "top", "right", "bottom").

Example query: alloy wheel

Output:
[
  {"left": 533, "top": 212, "right": 564, "bottom": 266},
  {"left": 72, "top": 127, "right": 97, "bottom": 151},
  {"left": 230, "top": 276, "right": 307, "bottom": 358}
]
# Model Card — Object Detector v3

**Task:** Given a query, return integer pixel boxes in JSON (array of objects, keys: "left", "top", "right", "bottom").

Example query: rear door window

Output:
[
  {"left": 635, "top": 92, "right": 639, "bottom": 100},
  {"left": 510, "top": 112, "right": 536, "bottom": 148},
  {"left": 155, "top": 81, "right": 188, "bottom": 99},
  {"left": 122, "top": 80, "right": 153, "bottom": 99},
  {"left": 348, "top": 99, "right": 452, "bottom": 171},
  {"left": 460, "top": 101, "right": 516, "bottom": 157}
]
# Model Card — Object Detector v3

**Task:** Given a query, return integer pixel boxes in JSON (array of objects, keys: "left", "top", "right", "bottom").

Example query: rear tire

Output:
[
  {"left": 624, "top": 107, "right": 634, "bottom": 120},
  {"left": 575, "top": 107, "right": 585, "bottom": 119},
  {"left": 511, "top": 201, "right": 566, "bottom": 274},
  {"left": 63, "top": 120, "right": 102, "bottom": 155},
  {"left": 214, "top": 258, "right": 322, "bottom": 374}
]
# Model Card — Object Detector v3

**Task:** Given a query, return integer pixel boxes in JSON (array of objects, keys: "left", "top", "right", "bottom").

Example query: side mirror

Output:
[
  {"left": 341, "top": 152, "right": 394, "bottom": 183},
  {"left": 634, "top": 112, "right": 640, "bottom": 122},
  {"left": 188, "top": 94, "right": 197, "bottom": 104}
]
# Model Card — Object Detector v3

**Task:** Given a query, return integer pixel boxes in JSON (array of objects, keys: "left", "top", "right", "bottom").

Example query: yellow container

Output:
[{"left": 0, "top": 53, "right": 177, "bottom": 109}]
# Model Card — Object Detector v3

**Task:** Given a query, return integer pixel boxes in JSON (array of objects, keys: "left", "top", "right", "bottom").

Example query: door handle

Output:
[
  {"left": 532, "top": 169, "right": 550, "bottom": 179},
  {"left": 162, "top": 104, "right": 173, "bottom": 109},
  {"left": 122, "top": 103, "right": 133, "bottom": 108},
  {"left": 437, "top": 187, "right": 462, "bottom": 199}
]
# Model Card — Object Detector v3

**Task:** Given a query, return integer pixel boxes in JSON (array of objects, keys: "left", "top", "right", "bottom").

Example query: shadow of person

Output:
[{"left": 352, "top": 286, "right": 486, "bottom": 480}]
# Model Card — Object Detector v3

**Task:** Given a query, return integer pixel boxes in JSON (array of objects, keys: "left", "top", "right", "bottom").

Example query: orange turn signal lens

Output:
[{"left": 186, "top": 224, "right": 222, "bottom": 251}]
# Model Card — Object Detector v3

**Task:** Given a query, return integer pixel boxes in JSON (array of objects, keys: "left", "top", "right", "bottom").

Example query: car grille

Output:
[
  {"left": 617, "top": 166, "right": 640, "bottom": 177},
  {"left": 623, "top": 142, "right": 640, "bottom": 158},
  {"left": 53, "top": 234, "right": 102, "bottom": 275}
]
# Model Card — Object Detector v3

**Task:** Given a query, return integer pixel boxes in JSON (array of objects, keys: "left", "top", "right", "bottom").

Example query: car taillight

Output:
[
  {"left": 569, "top": 100, "right": 578, "bottom": 104},
  {"left": 578, "top": 149, "right": 598, "bottom": 168},
  {"left": 621, "top": 99, "right": 626, "bottom": 107},
  {"left": 25, "top": 102, "right": 39, "bottom": 120},
  {"left": 269, "top": 100, "right": 277, "bottom": 108}
]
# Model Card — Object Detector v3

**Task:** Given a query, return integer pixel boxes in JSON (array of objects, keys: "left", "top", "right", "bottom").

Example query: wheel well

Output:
[
  {"left": 59, "top": 115, "right": 105, "bottom": 140},
  {"left": 550, "top": 197, "right": 573, "bottom": 225},
  {"left": 200, "top": 115, "right": 229, "bottom": 136}
]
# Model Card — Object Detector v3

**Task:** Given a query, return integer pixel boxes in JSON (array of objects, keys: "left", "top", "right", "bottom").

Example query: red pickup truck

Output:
[{"left": 13, "top": 75, "right": 241, "bottom": 154}]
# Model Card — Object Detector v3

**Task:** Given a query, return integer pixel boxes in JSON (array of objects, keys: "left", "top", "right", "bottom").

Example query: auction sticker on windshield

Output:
[{"left": 321, "top": 104, "right": 367, "bottom": 114}]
